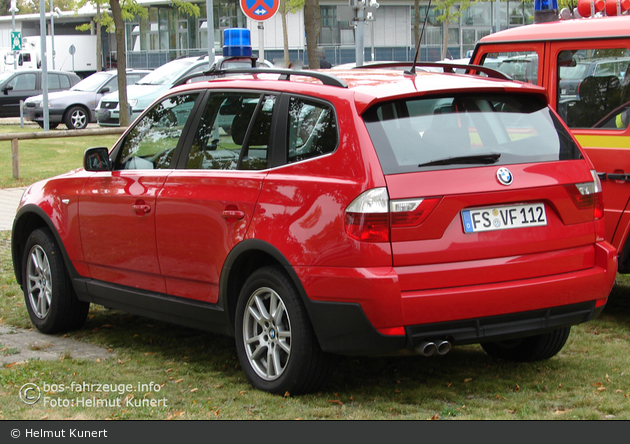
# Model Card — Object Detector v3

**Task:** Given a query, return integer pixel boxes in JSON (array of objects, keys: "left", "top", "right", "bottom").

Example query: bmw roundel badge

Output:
[{"left": 496, "top": 167, "right": 513, "bottom": 186}]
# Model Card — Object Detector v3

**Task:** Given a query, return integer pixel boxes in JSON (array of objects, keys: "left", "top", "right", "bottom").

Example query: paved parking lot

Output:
[{"left": 0, "top": 187, "right": 25, "bottom": 232}]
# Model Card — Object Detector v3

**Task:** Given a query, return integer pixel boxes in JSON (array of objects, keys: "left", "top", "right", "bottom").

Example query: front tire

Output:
[
  {"left": 481, "top": 327, "right": 571, "bottom": 362},
  {"left": 64, "top": 106, "right": 89, "bottom": 130},
  {"left": 235, "top": 266, "right": 335, "bottom": 395},
  {"left": 22, "top": 228, "right": 89, "bottom": 334}
]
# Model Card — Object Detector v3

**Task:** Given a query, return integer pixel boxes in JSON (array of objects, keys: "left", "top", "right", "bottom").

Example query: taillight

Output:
[
  {"left": 565, "top": 170, "right": 604, "bottom": 220},
  {"left": 345, "top": 188, "right": 441, "bottom": 241},
  {"left": 390, "top": 198, "right": 440, "bottom": 228},
  {"left": 345, "top": 188, "right": 390, "bottom": 242}
]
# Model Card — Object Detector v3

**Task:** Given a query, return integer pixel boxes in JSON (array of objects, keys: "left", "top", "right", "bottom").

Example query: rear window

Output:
[{"left": 363, "top": 93, "right": 582, "bottom": 175}]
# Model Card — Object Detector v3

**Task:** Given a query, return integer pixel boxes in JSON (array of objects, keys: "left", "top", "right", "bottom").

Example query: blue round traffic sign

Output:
[{"left": 240, "top": 0, "right": 279, "bottom": 21}]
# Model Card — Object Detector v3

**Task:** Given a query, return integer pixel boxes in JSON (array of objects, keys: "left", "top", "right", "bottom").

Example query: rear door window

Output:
[
  {"left": 185, "top": 92, "right": 276, "bottom": 170},
  {"left": 363, "top": 93, "right": 581, "bottom": 174}
]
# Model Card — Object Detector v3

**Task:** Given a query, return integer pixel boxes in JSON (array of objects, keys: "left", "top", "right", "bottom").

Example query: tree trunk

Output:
[
  {"left": 96, "top": 3, "right": 102, "bottom": 72},
  {"left": 304, "top": 0, "right": 320, "bottom": 69},
  {"left": 110, "top": 0, "right": 129, "bottom": 127},
  {"left": 442, "top": 19, "right": 449, "bottom": 60}
]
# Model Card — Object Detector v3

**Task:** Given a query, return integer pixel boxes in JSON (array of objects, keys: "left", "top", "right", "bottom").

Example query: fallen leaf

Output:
[
  {"left": 327, "top": 400, "right": 343, "bottom": 405},
  {"left": 463, "top": 378, "right": 472, "bottom": 383},
  {"left": 174, "top": 378, "right": 184, "bottom": 384},
  {"left": 190, "top": 388, "right": 198, "bottom": 393},
  {"left": 597, "top": 387, "right": 606, "bottom": 392},
  {"left": 430, "top": 414, "right": 439, "bottom": 420},
  {"left": 514, "top": 384, "right": 521, "bottom": 392}
]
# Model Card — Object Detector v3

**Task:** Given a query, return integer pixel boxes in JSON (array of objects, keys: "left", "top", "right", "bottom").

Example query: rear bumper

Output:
[{"left": 298, "top": 241, "right": 616, "bottom": 356}]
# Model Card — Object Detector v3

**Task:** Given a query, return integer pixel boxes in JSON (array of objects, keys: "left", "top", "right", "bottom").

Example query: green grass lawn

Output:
[{"left": 0, "top": 124, "right": 121, "bottom": 189}]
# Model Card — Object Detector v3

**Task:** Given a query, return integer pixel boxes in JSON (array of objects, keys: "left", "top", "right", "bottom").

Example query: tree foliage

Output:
[{"left": 16, "top": 0, "right": 78, "bottom": 14}]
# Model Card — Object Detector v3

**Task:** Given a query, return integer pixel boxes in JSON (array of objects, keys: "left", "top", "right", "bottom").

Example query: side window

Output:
[
  {"left": 558, "top": 48, "right": 630, "bottom": 129},
  {"left": 103, "top": 78, "right": 118, "bottom": 93},
  {"left": 480, "top": 51, "right": 538, "bottom": 84},
  {"left": 48, "top": 74, "right": 61, "bottom": 89},
  {"left": 115, "top": 93, "right": 199, "bottom": 170},
  {"left": 186, "top": 92, "right": 274, "bottom": 170},
  {"left": 9, "top": 73, "right": 36, "bottom": 91},
  {"left": 287, "top": 97, "right": 337, "bottom": 163},
  {"left": 60, "top": 75, "right": 71, "bottom": 89}
]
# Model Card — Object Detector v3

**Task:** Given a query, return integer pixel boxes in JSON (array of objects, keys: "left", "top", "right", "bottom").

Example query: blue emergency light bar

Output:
[
  {"left": 534, "top": 0, "right": 559, "bottom": 22},
  {"left": 223, "top": 28, "right": 252, "bottom": 57}
]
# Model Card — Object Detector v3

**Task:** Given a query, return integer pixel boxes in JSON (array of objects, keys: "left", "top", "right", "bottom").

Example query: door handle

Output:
[
  {"left": 132, "top": 203, "right": 151, "bottom": 215},
  {"left": 222, "top": 210, "right": 245, "bottom": 220}
]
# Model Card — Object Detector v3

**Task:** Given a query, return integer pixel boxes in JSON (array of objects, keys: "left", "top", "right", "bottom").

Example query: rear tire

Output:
[
  {"left": 22, "top": 228, "right": 89, "bottom": 334},
  {"left": 481, "top": 327, "right": 571, "bottom": 362},
  {"left": 235, "top": 266, "right": 335, "bottom": 395}
]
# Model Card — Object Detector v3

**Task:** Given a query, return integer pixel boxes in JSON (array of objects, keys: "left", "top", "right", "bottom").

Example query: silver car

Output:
[{"left": 23, "top": 69, "right": 150, "bottom": 129}]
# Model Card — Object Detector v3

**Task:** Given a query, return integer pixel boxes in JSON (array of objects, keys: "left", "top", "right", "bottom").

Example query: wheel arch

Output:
[
  {"left": 12, "top": 206, "right": 76, "bottom": 288},
  {"left": 219, "top": 239, "right": 309, "bottom": 335}
]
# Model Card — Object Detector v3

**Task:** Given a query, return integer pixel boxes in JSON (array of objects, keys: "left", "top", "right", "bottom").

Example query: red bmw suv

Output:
[{"left": 11, "top": 62, "right": 617, "bottom": 395}]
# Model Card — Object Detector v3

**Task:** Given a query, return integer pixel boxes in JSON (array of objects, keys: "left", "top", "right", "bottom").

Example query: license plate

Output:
[{"left": 462, "top": 203, "right": 547, "bottom": 233}]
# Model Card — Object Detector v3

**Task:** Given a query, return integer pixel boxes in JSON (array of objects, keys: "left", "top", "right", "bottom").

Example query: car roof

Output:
[
  {"left": 3, "top": 69, "right": 78, "bottom": 75},
  {"left": 478, "top": 16, "right": 630, "bottom": 44},
  {"left": 171, "top": 68, "right": 547, "bottom": 115}
]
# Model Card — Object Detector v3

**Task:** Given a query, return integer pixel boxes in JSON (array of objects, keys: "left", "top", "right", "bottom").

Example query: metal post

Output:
[
  {"left": 10, "top": 0, "right": 18, "bottom": 71},
  {"left": 205, "top": 0, "right": 216, "bottom": 69},
  {"left": 50, "top": 0, "right": 55, "bottom": 70},
  {"left": 39, "top": 0, "right": 49, "bottom": 131},
  {"left": 258, "top": 22, "right": 265, "bottom": 63},
  {"left": 354, "top": 0, "right": 365, "bottom": 67}
]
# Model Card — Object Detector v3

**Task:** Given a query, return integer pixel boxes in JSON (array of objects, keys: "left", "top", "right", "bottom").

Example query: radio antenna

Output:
[{"left": 406, "top": 0, "right": 432, "bottom": 75}]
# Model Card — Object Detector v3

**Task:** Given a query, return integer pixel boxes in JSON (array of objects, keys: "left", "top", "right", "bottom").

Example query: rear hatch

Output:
[{"left": 362, "top": 92, "right": 603, "bottom": 292}]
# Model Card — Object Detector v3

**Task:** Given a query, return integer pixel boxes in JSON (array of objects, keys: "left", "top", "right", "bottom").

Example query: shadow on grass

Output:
[{"left": 64, "top": 304, "right": 571, "bottom": 398}]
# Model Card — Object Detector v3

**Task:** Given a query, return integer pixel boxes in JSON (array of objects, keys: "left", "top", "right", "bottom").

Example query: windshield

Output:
[
  {"left": 70, "top": 72, "right": 112, "bottom": 92},
  {"left": 363, "top": 93, "right": 581, "bottom": 174},
  {"left": 136, "top": 59, "right": 197, "bottom": 85}
]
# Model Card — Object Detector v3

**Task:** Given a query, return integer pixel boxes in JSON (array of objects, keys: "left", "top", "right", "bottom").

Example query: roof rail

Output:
[
  {"left": 354, "top": 61, "right": 511, "bottom": 81},
  {"left": 176, "top": 67, "right": 348, "bottom": 88}
]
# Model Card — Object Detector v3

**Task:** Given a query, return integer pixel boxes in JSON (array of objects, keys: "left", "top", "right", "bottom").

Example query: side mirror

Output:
[
  {"left": 3, "top": 85, "right": 13, "bottom": 95},
  {"left": 84, "top": 147, "right": 112, "bottom": 171},
  {"left": 98, "top": 86, "right": 110, "bottom": 94}
]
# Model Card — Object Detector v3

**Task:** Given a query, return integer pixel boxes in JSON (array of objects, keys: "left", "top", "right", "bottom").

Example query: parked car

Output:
[
  {"left": 96, "top": 55, "right": 273, "bottom": 126},
  {"left": 0, "top": 69, "right": 80, "bottom": 118},
  {"left": 23, "top": 69, "right": 151, "bottom": 129},
  {"left": 12, "top": 63, "right": 616, "bottom": 395}
]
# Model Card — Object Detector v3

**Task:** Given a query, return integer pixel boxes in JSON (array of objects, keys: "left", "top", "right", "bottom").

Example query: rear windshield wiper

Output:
[{"left": 418, "top": 153, "right": 501, "bottom": 167}]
